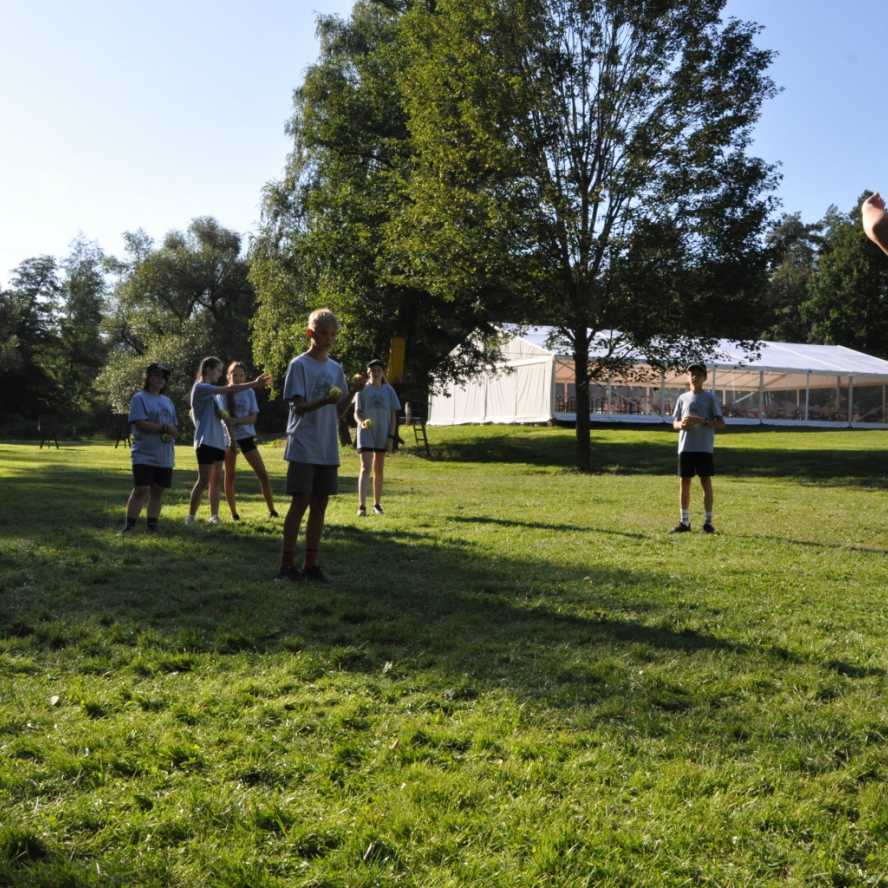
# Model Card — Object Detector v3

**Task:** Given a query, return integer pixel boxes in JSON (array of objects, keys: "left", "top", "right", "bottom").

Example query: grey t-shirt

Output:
[
  {"left": 356, "top": 383, "right": 401, "bottom": 450},
  {"left": 128, "top": 390, "right": 177, "bottom": 468},
  {"left": 283, "top": 353, "right": 347, "bottom": 465},
  {"left": 215, "top": 389, "right": 259, "bottom": 440},
  {"left": 190, "top": 382, "right": 230, "bottom": 450},
  {"left": 673, "top": 390, "right": 722, "bottom": 453}
]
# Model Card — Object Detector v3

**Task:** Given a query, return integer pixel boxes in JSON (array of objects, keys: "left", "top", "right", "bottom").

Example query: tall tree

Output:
[
  {"left": 97, "top": 218, "right": 255, "bottom": 419},
  {"left": 0, "top": 257, "right": 64, "bottom": 420},
  {"left": 56, "top": 238, "right": 109, "bottom": 414},
  {"left": 399, "top": 0, "right": 778, "bottom": 470},
  {"left": 763, "top": 213, "right": 822, "bottom": 342},
  {"left": 251, "top": 0, "right": 519, "bottom": 399}
]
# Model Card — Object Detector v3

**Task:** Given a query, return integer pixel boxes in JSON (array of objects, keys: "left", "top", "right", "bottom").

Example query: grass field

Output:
[{"left": 2, "top": 425, "right": 888, "bottom": 886}]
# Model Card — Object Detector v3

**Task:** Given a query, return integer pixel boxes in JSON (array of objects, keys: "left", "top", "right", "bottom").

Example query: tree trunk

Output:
[{"left": 573, "top": 327, "right": 591, "bottom": 472}]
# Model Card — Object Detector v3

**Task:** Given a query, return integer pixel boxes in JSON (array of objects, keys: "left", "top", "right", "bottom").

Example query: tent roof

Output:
[{"left": 516, "top": 326, "right": 888, "bottom": 377}]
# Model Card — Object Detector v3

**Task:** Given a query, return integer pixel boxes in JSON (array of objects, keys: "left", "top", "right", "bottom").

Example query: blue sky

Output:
[{"left": 1, "top": 0, "right": 885, "bottom": 284}]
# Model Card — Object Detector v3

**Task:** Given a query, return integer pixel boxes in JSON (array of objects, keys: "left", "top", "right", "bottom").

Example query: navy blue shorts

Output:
[
  {"left": 132, "top": 464, "right": 173, "bottom": 488},
  {"left": 196, "top": 444, "right": 227, "bottom": 465},
  {"left": 678, "top": 452, "right": 715, "bottom": 478}
]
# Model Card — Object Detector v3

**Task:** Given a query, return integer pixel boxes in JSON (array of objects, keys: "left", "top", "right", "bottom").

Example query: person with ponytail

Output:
[
  {"left": 354, "top": 358, "right": 400, "bottom": 516},
  {"left": 216, "top": 361, "right": 278, "bottom": 521},
  {"left": 187, "top": 356, "right": 270, "bottom": 525}
]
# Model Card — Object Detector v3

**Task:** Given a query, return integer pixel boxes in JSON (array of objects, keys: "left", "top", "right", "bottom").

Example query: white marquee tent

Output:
[{"left": 428, "top": 326, "right": 888, "bottom": 428}]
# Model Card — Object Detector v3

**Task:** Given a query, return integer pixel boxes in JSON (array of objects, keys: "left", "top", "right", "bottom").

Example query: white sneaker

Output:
[
  {"left": 207, "top": 515, "right": 220, "bottom": 526},
  {"left": 184, "top": 515, "right": 196, "bottom": 526}
]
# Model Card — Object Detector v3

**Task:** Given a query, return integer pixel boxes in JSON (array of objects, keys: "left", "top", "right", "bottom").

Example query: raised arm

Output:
[{"left": 862, "top": 193, "right": 888, "bottom": 256}]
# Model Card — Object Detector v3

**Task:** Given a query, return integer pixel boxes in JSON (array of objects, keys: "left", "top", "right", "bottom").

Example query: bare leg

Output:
[
  {"left": 224, "top": 447, "right": 238, "bottom": 517},
  {"left": 208, "top": 462, "right": 222, "bottom": 518},
  {"left": 700, "top": 476, "right": 714, "bottom": 514},
  {"left": 304, "top": 494, "right": 329, "bottom": 566},
  {"left": 243, "top": 447, "right": 276, "bottom": 513},
  {"left": 679, "top": 476, "right": 692, "bottom": 512},
  {"left": 358, "top": 451, "right": 372, "bottom": 509},
  {"left": 147, "top": 485, "right": 165, "bottom": 520},
  {"left": 189, "top": 464, "right": 214, "bottom": 517},
  {"left": 126, "top": 486, "right": 150, "bottom": 520},
  {"left": 280, "top": 493, "right": 311, "bottom": 569},
  {"left": 372, "top": 451, "right": 385, "bottom": 506}
]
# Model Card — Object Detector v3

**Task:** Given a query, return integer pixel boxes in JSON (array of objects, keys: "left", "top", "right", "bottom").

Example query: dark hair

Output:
[
  {"left": 226, "top": 360, "right": 246, "bottom": 415},
  {"left": 196, "top": 356, "right": 223, "bottom": 381},
  {"left": 143, "top": 373, "right": 167, "bottom": 394},
  {"left": 143, "top": 363, "right": 169, "bottom": 394},
  {"left": 687, "top": 363, "right": 707, "bottom": 377}
]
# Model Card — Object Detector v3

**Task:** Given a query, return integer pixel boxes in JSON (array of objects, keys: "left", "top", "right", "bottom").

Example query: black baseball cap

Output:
[
  {"left": 366, "top": 358, "right": 384, "bottom": 369},
  {"left": 146, "top": 362, "right": 171, "bottom": 378}
]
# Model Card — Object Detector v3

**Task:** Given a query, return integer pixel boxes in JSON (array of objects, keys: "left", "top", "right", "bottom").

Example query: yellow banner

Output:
[{"left": 387, "top": 336, "right": 406, "bottom": 384}]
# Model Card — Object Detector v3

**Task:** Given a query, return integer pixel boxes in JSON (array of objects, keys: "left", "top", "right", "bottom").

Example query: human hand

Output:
[
  {"left": 362, "top": 418, "right": 373, "bottom": 430},
  {"left": 252, "top": 373, "right": 273, "bottom": 389},
  {"left": 862, "top": 193, "right": 888, "bottom": 251}
]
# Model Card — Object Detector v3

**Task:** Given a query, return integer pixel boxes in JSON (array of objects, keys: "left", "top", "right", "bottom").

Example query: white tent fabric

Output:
[{"left": 428, "top": 326, "right": 888, "bottom": 428}]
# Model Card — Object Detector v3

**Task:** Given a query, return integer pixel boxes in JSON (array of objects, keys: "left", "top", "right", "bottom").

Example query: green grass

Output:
[{"left": 2, "top": 425, "right": 888, "bottom": 886}]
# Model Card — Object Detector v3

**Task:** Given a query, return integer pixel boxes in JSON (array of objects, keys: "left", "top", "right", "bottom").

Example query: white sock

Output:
[
  {"left": 680, "top": 509, "right": 690, "bottom": 525},
  {"left": 705, "top": 511, "right": 713, "bottom": 524}
]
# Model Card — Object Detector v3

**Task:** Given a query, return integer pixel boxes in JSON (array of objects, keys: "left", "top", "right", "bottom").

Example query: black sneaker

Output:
[
  {"left": 231, "top": 512, "right": 240, "bottom": 522},
  {"left": 303, "top": 565, "right": 332, "bottom": 584},
  {"left": 274, "top": 567, "right": 303, "bottom": 582},
  {"left": 119, "top": 522, "right": 137, "bottom": 535},
  {"left": 702, "top": 522, "right": 716, "bottom": 534},
  {"left": 268, "top": 509, "right": 279, "bottom": 518},
  {"left": 670, "top": 522, "right": 691, "bottom": 534},
  {"left": 373, "top": 504, "right": 384, "bottom": 515},
  {"left": 357, "top": 505, "right": 367, "bottom": 517},
  {"left": 146, "top": 522, "right": 159, "bottom": 534}
]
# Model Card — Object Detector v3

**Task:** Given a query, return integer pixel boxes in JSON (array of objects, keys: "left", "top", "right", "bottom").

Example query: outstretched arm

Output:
[{"left": 862, "top": 193, "right": 888, "bottom": 256}]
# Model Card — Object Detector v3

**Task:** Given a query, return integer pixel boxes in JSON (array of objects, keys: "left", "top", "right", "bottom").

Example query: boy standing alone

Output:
[
  {"left": 671, "top": 363, "right": 725, "bottom": 534},
  {"left": 276, "top": 308, "right": 348, "bottom": 582}
]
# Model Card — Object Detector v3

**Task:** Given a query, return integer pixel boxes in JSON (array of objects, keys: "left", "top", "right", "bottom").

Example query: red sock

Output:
[{"left": 303, "top": 548, "right": 319, "bottom": 569}]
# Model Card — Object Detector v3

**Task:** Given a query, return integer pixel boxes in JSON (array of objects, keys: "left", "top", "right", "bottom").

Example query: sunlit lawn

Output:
[{"left": 2, "top": 425, "right": 888, "bottom": 886}]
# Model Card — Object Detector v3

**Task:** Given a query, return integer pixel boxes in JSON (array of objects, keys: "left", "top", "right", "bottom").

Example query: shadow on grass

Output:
[
  {"left": 1, "top": 463, "right": 882, "bottom": 717},
  {"left": 446, "top": 514, "right": 648, "bottom": 540},
  {"left": 435, "top": 431, "right": 888, "bottom": 487}
]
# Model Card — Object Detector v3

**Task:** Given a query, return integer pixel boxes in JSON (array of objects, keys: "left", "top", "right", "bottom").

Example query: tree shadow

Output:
[
  {"left": 434, "top": 430, "right": 888, "bottom": 486},
  {"left": 446, "top": 514, "right": 648, "bottom": 540},
  {"left": 2, "top": 461, "right": 881, "bottom": 730}
]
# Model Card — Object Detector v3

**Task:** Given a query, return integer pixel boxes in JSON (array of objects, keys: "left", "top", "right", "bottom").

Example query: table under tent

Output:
[{"left": 427, "top": 326, "right": 888, "bottom": 428}]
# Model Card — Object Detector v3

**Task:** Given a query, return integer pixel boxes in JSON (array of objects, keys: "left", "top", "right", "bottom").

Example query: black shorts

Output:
[
  {"left": 235, "top": 436, "right": 258, "bottom": 455},
  {"left": 132, "top": 464, "right": 173, "bottom": 488},
  {"left": 678, "top": 452, "right": 715, "bottom": 478},
  {"left": 196, "top": 444, "right": 227, "bottom": 465},
  {"left": 358, "top": 447, "right": 387, "bottom": 454},
  {"left": 286, "top": 462, "right": 338, "bottom": 497}
]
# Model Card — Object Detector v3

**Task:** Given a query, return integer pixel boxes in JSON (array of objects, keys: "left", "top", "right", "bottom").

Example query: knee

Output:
[{"left": 132, "top": 485, "right": 150, "bottom": 497}]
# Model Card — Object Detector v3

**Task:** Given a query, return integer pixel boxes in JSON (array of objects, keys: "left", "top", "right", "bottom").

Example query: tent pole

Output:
[
  {"left": 848, "top": 375, "right": 854, "bottom": 426},
  {"left": 659, "top": 372, "right": 666, "bottom": 418},
  {"left": 804, "top": 371, "right": 810, "bottom": 422},
  {"left": 758, "top": 370, "right": 764, "bottom": 424}
]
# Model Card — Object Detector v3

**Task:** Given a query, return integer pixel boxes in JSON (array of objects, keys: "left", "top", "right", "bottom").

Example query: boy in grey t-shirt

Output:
[
  {"left": 276, "top": 308, "right": 348, "bottom": 583},
  {"left": 670, "top": 363, "right": 725, "bottom": 534}
]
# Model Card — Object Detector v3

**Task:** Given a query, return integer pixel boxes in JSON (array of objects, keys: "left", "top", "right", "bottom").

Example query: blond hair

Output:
[{"left": 308, "top": 308, "right": 338, "bottom": 331}]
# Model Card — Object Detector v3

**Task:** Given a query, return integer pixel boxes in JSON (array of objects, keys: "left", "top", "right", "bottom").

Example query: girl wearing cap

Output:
[
  {"left": 217, "top": 361, "right": 278, "bottom": 521},
  {"left": 354, "top": 359, "right": 401, "bottom": 516},
  {"left": 122, "top": 363, "right": 177, "bottom": 534},
  {"left": 187, "top": 356, "right": 270, "bottom": 525}
]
